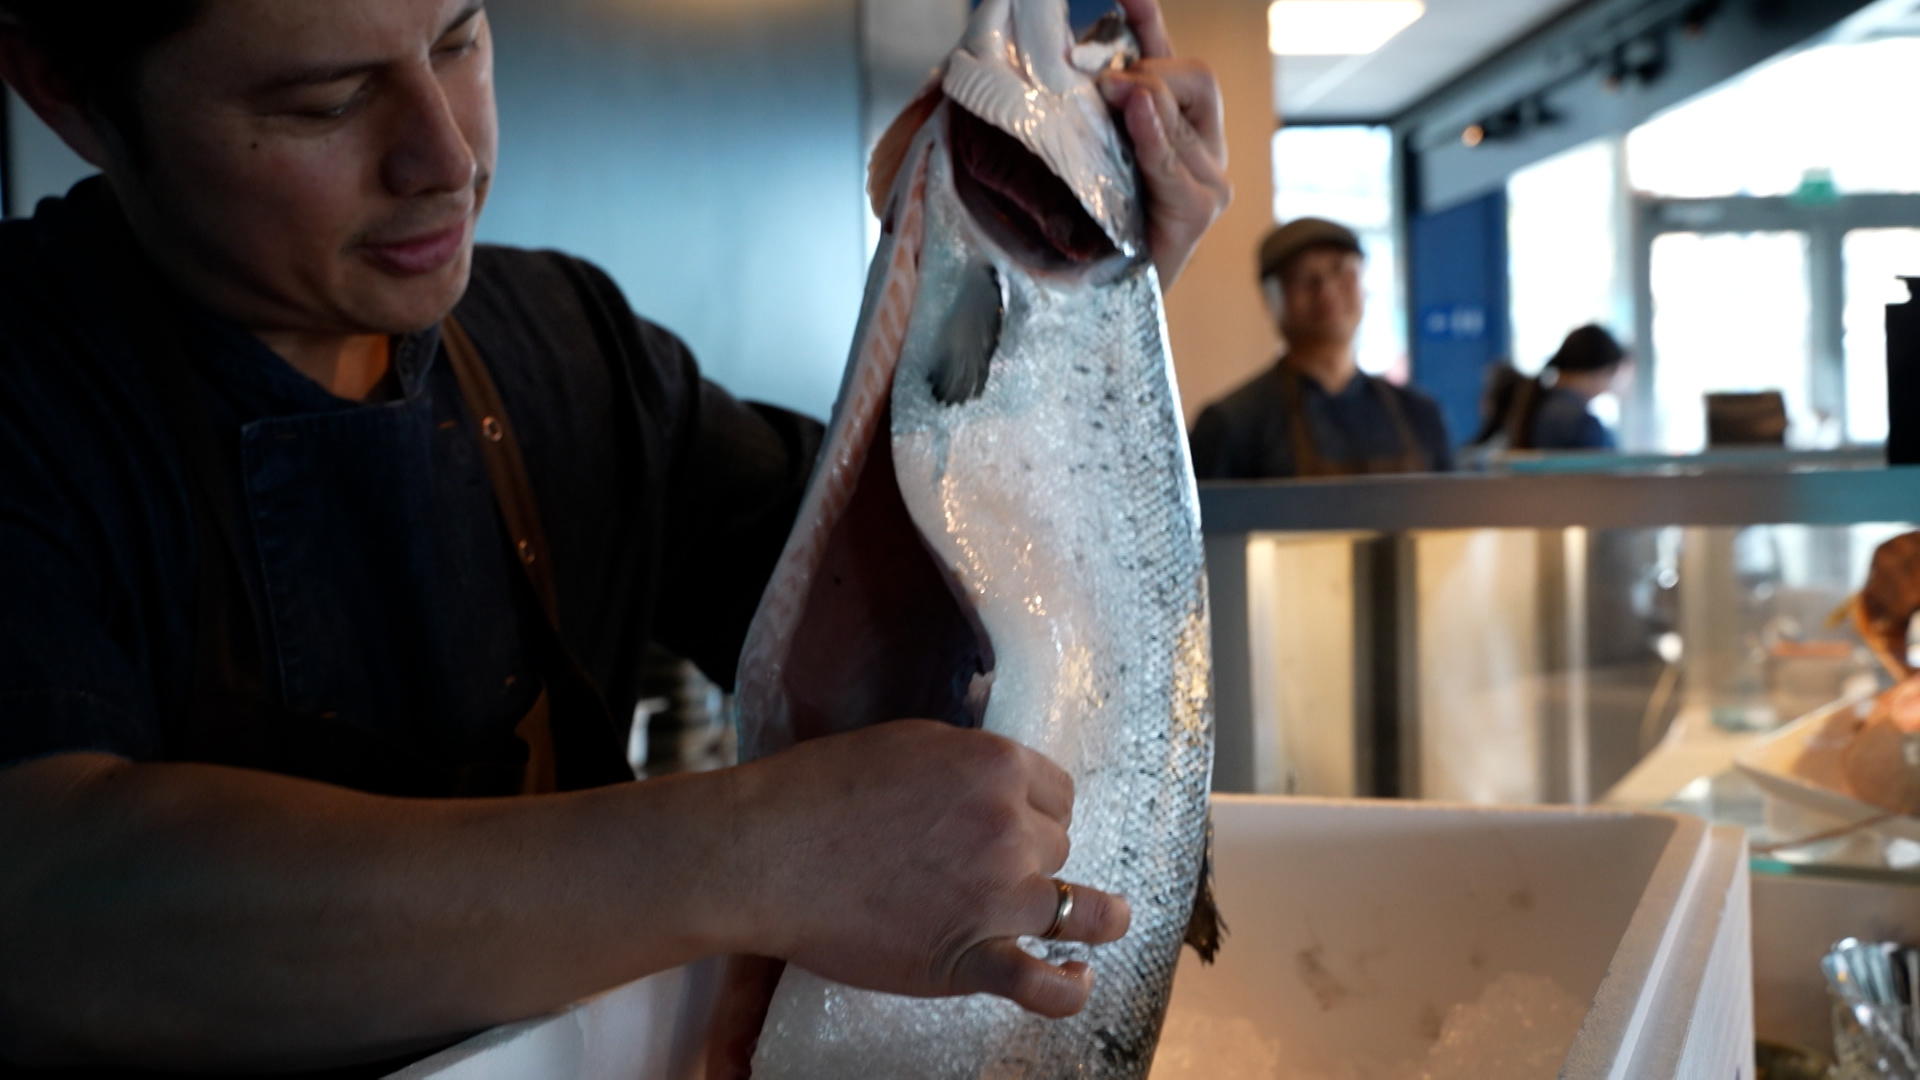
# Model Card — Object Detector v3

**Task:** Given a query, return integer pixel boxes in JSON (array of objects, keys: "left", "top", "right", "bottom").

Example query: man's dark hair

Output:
[{"left": 0, "top": 0, "right": 204, "bottom": 146}]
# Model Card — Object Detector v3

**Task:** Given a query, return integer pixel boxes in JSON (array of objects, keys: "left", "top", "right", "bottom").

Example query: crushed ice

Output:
[{"left": 1151, "top": 972, "right": 1586, "bottom": 1080}]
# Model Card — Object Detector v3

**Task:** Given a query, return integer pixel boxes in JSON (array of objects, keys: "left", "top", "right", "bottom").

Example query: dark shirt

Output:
[
  {"left": 0, "top": 179, "right": 822, "bottom": 775},
  {"left": 1529, "top": 386, "right": 1617, "bottom": 451},
  {"left": 1188, "top": 359, "right": 1454, "bottom": 480}
]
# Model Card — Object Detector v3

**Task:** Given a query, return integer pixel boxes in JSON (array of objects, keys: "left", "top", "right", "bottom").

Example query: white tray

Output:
[
  {"left": 394, "top": 799, "right": 1753, "bottom": 1079},
  {"left": 1732, "top": 698, "right": 1920, "bottom": 844},
  {"left": 1159, "top": 797, "right": 1751, "bottom": 1080}
]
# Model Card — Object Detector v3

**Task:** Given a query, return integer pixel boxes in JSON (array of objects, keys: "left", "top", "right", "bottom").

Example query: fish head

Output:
[
  {"left": 944, "top": 0, "right": 1144, "bottom": 261},
  {"left": 871, "top": 0, "right": 1146, "bottom": 268}
]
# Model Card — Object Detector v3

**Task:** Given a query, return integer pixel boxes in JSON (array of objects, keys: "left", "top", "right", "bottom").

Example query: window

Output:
[
  {"left": 1843, "top": 230, "right": 1920, "bottom": 446},
  {"left": 1615, "top": 34, "right": 1920, "bottom": 451},
  {"left": 1507, "top": 136, "right": 1632, "bottom": 439},
  {"left": 1648, "top": 232, "right": 1812, "bottom": 452},
  {"left": 1628, "top": 38, "right": 1920, "bottom": 200}
]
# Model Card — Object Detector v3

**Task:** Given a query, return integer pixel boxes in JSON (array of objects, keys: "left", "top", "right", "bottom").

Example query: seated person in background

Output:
[
  {"left": 1473, "top": 324, "right": 1628, "bottom": 451},
  {"left": 1189, "top": 217, "right": 1452, "bottom": 479}
]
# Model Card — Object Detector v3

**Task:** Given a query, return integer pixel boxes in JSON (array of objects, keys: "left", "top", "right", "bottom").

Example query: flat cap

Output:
[{"left": 1258, "top": 217, "right": 1363, "bottom": 280}]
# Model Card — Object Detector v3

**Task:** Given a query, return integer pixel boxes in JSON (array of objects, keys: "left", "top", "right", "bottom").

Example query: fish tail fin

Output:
[
  {"left": 869, "top": 72, "right": 946, "bottom": 220},
  {"left": 1182, "top": 813, "right": 1225, "bottom": 964}
]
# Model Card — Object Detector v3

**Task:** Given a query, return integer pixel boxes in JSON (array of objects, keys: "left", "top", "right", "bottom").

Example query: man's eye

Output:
[
  {"left": 295, "top": 90, "right": 365, "bottom": 121},
  {"left": 435, "top": 33, "right": 480, "bottom": 60}
]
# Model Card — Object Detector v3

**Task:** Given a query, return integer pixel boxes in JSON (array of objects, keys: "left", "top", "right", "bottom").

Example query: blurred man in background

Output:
[{"left": 1190, "top": 217, "right": 1452, "bottom": 479}]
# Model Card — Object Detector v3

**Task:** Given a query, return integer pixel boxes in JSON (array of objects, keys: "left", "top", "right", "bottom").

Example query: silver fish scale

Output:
[{"left": 751, "top": 126, "right": 1212, "bottom": 1080}]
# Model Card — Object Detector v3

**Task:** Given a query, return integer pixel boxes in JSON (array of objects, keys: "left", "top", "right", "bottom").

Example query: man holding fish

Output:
[{"left": 0, "top": 0, "right": 1228, "bottom": 1075}]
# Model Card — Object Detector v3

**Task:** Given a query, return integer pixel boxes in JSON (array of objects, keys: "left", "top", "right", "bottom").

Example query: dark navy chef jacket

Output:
[{"left": 0, "top": 178, "right": 822, "bottom": 776}]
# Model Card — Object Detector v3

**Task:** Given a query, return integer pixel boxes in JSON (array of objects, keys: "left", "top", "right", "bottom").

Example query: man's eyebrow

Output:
[
  {"left": 250, "top": 2, "right": 486, "bottom": 93},
  {"left": 438, "top": 1, "right": 487, "bottom": 44}
]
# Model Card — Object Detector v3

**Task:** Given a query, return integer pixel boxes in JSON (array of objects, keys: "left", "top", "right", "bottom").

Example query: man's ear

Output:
[{"left": 0, "top": 18, "right": 114, "bottom": 169}]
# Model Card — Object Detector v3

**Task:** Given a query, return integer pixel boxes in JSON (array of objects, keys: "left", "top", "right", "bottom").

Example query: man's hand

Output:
[
  {"left": 706, "top": 722, "right": 1129, "bottom": 1078},
  {"left": 0, "top": 724, "right": 1123, "bottom": 1075},
  {"left": 1098, "top": 0, "right": 1232, "bottom": 292},
  {"left": 728, "top": 722, "right": 1130, "bottom": 1014}
]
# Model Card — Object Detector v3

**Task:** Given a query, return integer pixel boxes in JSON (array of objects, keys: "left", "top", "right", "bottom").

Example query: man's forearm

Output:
[
  {"left": 0, "top": 753, "right": 745, "bottom": 1072},
  {"left": 0, "top": 721, "right": 1134, "bottom": 1073}
]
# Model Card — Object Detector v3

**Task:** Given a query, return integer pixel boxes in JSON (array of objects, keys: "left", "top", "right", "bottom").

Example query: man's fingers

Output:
[
  {"left": 1019, "top": 876, "right": 1131, "bottom": 944},
  {"left": 1136, "top": 86, "right": 1232, "bottom": 225},
  {"left": 1022, "top": 749, "right": 1074, "bottom": 827},
  {"left": 1115, "top": 0, "right": 1175, "bottom": 58},
  {"left": 1033, "top": 816, "right": 1071, "bottom": 877},
  {"left": 1106, "top": 65, "right": 1227, "bottom": 174},
  {"left": 1125, "top": 89, "right": 1181, "bottom": 191},
  {"left": 951, "top": 941, "right": 1096, "bottom": 1018},
  {"left": 1153, "top": 62, "right": 1228, "bottom": 164}
]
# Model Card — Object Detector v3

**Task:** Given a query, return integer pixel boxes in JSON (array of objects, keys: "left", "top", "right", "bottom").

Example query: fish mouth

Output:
[{"left": 949, "top": 104, "right": 1120, "bottom": 271}]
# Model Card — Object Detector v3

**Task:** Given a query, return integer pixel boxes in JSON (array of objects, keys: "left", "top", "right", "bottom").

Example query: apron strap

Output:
[
  {"left": 1277, "top": 363, "right": 1430, "bottom": 478},
  {"left": 1274, "top": 364, "right": 1335, "bottom": 478},
  {"left": 441, "top": 317, "right": 561, "bottom": 627},
  {"left": 440, "top": 316, "right": 631, "bottom": 794},
  {"left": 89, "top": 185, "right": 623, "bottom": 795},
  {"left": 1367, "top": 376, "right": 1431, "bottom": 473}
]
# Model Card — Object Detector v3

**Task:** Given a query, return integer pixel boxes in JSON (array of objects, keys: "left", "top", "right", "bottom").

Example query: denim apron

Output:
[
  {"left": 1274, "top": 363, "right": 1429, "bottom": 478},
  {"left": 98, "top": 219, "right": 630, "bottom": 798}
]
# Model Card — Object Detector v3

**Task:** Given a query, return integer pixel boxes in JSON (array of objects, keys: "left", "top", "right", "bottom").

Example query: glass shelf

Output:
[{"left": 1201, "top": 460, "right": 1920, "bottom": 884}]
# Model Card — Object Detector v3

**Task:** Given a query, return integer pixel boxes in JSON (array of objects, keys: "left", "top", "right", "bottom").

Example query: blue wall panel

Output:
[{"left": 1409, "top": 190, "right": 1509, "bottom": 448}]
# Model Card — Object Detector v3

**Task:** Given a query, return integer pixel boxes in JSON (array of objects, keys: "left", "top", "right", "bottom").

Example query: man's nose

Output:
[{"left": 382, "top": 69, "right": 479, "bottom": 199}]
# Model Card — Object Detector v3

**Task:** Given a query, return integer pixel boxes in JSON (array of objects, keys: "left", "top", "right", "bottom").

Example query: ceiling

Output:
[{"left": 1275, "top": 0, "right": 1590, "bottom": 122}]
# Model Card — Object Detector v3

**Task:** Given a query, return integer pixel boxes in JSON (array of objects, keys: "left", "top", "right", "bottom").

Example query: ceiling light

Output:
[{"left": 1269, "top": 0, "right": 1426, "bottom": 56}]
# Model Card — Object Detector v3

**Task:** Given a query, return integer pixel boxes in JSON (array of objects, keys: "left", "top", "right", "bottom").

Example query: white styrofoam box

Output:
[
  {"left": 388, "top": 958, "right": 720, "bottom": 1080},
  {"left": 394, "top": 797, "right": 1751, "bottom": 1079},
  {"left": 1163, "top": 796, "right": 1752, "bottom": 1080}
]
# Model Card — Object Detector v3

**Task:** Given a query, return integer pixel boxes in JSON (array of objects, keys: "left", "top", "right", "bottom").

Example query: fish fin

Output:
[
  {"left": 942, "top": 51, "right": 1032, "bottom": 153},
  {"left": 929, "top": 263, "right": 1003, "bottom": 406},
  {"left": 1182, "top": 813, "right": 1225, "bottom": 964},
  {"left": 869, "top": 72, "right": 947, "bottom": 220}
]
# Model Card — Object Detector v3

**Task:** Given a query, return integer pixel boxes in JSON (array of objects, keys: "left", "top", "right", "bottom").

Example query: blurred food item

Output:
[
  {"left": 1853, "top": 531, "right": 1920, "bottom": 681},
  {"left": 1767, "top": 637, "right": 1874, "bottom": 728},
  {"left": 1798, "top": 703, "right": 1868, "bottom": 794},
  {"left": 1789, "top": 533, "right": 1920, "bottom": 817},
  {"left": 1843, "top": 680, "right": 1920, "bottom": 815}
]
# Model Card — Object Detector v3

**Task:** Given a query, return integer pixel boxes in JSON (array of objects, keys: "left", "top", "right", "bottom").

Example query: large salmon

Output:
[{"left": 733, "top": 0, "right": 1215, "bottom": 1074}]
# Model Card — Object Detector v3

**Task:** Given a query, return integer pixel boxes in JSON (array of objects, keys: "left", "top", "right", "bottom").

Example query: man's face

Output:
[
  {"left": 108, "top": 0, "right": 497, "bottom": 337},
  {"left": 1268, "top": 246, "right": 1364, "bottom": 350}
]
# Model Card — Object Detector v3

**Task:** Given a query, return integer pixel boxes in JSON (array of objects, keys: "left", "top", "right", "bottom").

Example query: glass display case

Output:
[{"left": 1201, "top": 453, "right": 1920, "bottom": 876}]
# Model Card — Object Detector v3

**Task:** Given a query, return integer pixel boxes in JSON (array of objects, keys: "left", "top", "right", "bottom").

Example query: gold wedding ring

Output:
[{"left": 1041, "top": 879, "right": 1075, "bottom": 940}]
